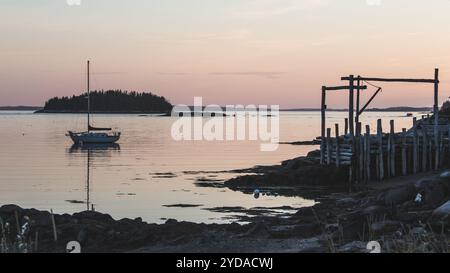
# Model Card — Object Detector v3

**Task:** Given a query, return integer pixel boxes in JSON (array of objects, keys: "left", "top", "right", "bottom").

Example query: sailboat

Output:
[{"left": 68, "top": 60, "right": 121, "bottom": 144}]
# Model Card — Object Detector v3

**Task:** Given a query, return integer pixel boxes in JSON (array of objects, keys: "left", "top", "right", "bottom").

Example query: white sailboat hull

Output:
[{"left": 68, "top": 131, "right": 121, "bottom": 144}]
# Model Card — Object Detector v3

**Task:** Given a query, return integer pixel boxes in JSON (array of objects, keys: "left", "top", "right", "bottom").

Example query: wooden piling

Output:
[
  {"left": 326, "top": 128, "right": 331, "bottom": 165},
  {"left": 320, "top": 86, "right": 326, "bottom": 165},
  {"left": 365, "top": 125, "right": 371, "bottom": 182},
  {"left": 357, "top": 123, "right": 364, "bottom": 183},
  {"left": 348, "top": 75, "right": 355, "bottom": 136},
  {"left": 413, "top": 118, "right": 418, "bottom": 174},
  {"left": 402, "top": 128, "right": 407, "bottom": 176},
  {"left": 345, "top": 118, "right": 349, "bottom": 135},
  {"left": 335, "top": 124, "right": 340, "bottom": 167},
  {"left": 389, "top": 120, "right": 396, "bottom": 177},
  {"left": 422, "top": 130, "right": 428, "bottom": 171},
  {"left": 434, "top": 68, "right": 440, "bottom": 170},
  {"left": 377, "top": 119, "right": 384, "bottom": 180}
]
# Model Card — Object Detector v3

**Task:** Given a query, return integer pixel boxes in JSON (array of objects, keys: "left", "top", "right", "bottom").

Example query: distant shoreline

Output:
[
  {"left": 0, "top": 106, "right": 432, "bottom": 113},
  {"left": 34, "top": 109, "right": 171, "bottom": 115},
  {"left": 0, "top": 106, "right": 42, "bottom": 111}
]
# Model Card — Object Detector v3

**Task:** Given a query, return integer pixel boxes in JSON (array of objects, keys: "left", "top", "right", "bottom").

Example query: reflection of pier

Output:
[
  {"left": 67, "top": 143, "right": 120, "bottom": 210},
  {"left": 320, "top": 69, "right": 445, "bottom": 187}
]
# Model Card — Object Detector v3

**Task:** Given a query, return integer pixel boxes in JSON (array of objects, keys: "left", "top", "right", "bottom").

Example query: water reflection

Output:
[{"left": 67, "top": 143, "right": 121, "bottom": 211}]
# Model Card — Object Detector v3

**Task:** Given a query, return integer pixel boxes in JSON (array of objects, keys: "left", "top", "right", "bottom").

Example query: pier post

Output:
[
  {"left": 348, "top": 75, "right": 355, "bottom": 136},
  {"left": 365, "top": 125, "right": 371, "bottom": 182},
  {"left": 327, "top": 128, "right": 331, "bottom": 165},
  {"left": 335, "top": 124, "right": 340, "bottom": 167},
  {"left": 356, "top": 77, "right": 361, "bottom": 126},
  {"left": 422, "top": 130, "right": 428, "bottom": 171},
  {"left": 345, "top": 118, "right": 349, "bottom": 135},
  {"left": 434, "top": 68, "right": 440, "bottom": 170},
  {"left": 321, "top": 86, "right": 326, "bottom": 164},
  {"left": 377, "top": 119, "right": 384, "bottom": 180},
  {"left": 357, "top": 122, "right": 364, "bottom": 183},
  {"left": 413, "top": 117, "right": 418, "bottom": 174},
  {"left": 447, "top": 124, "right": 450, "bottom": 167},
  {"left": 389, "top": 120, "right": 396, "bottom": 177},
  {"left": 402, "top": 128, "right": 407, "bottom": 176}
]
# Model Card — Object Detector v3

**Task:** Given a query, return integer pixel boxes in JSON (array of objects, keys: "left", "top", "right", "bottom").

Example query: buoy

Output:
[{"left": 253, "top": 189, "right": 260, "bottom": 199}]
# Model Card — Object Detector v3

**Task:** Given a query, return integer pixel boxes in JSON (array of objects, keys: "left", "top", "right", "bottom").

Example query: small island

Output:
[{"left": 36, "top": 90, "right": 173, "bottom": 114}]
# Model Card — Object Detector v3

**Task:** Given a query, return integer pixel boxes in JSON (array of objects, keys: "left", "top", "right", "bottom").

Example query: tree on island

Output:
[{"left": 41, "top": 90, "right": 173, "bottom": 113}]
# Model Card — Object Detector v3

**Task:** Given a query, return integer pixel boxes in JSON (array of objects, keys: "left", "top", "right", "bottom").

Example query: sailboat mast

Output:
[{"left": 87, "top": 60, "right": 90, "bottom": 132}]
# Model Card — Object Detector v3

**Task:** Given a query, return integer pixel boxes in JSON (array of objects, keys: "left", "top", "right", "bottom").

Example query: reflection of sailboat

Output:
[
  {"left": 67, "top": 143, "right": 120, "bottom": 211},
  {"left": 86, "top": 148, "right": 92, "bottom": 211},
  {"left": 67, "top": 60, "right": 121, "bottom": 144},
  {"left": 69, "top": 143, "right": 121, "bottom": 153}
]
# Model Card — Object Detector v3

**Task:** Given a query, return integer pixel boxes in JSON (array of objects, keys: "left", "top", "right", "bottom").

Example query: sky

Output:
[{"left": 1, "top": 0, "right": 450, "bottom": 108}]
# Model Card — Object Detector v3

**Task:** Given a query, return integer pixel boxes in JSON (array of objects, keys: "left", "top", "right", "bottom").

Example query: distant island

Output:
[
  {"left": 36, "top": 90, "right": 173, "bottom": 114},
  {"left": 0, "top": 106, "right": 42, "bottom": 111}
]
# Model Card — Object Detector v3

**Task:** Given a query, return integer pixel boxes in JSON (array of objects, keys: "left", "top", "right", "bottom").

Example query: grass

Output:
[{"left": 0, "top": 215, "right": 33, "bottom": 253}]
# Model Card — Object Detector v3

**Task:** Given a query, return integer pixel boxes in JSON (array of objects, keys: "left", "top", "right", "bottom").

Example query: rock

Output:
[
  {"left": 361, "top": 206, "right": 389, "bottom": 218},
  {"left": 370, "top": 220, "right": 402, "bottom": 234},
  {"left": 378, "top": 185, "right": 416, "bottom": 206},
  {"left": 29, "top": 211, "right": 52, "bottom": 226},
  {"left": 306, "top": 150, "right": 321, "bottom": 159},
  {"left": 414, "top": 177, "right": 450, "bottom": 207},
  {"left": 432, "top": 200, "right": 450, "bottom": 219},
  {"left": 243, "top": 222, "right": 270, "bottom": 238},
  {"left": 337, "top": 197, "right": 358, "bottom": 206},
  {"left": 410, "top": 227, "right": 427, "bottom": 236},
  {"left": 73, "top": 211, "right": 114, "bottom": 223},
  {"left": 77, "top": 228, "right": 88, "bottom": 245},
  {"left": 0, "top": 204, "right": 23, "bottom": 213},
  {"left": 423, "top": 182, "right": 448, "bottom": 207},
  {"left": 337, "top": 241, "right": 368, "bottom": 253}
]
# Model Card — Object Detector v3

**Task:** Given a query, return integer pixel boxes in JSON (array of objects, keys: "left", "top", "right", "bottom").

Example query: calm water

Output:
[{"left": 0, "top": 111, "right": 421, "bottom": 223}]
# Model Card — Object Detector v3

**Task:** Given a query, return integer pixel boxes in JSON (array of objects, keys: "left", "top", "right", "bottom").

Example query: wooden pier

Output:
[{"left": 319, "top": 69, "right": 445, "bottom": 187}]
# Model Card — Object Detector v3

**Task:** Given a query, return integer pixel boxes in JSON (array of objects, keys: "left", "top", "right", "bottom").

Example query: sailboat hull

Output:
[{"left": 68, "top": 131, "right": 121, "bottom": 144}]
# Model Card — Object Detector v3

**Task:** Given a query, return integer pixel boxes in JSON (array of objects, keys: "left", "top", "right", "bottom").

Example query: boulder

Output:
[
  {"left": 337, "top": 241, "right": 368, "bottom": 253},
  {"left": 370, "top": 220, "right": 402, "bottom": 234},
  {"left": 0, "top": 204, "right": 23, "bottom": 213},
  {"left": 432, "top": 200, "right": 450, "bottom": 219},
  {"left": 378, "top": 184, "right": 416, "bottom": 206}
]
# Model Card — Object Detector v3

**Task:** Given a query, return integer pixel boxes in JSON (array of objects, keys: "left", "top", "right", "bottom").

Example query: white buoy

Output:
[{"left": 253, "top": 189, "right": 260, "bottom": 199}]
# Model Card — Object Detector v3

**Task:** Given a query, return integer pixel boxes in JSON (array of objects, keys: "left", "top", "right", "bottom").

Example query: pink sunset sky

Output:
[{"left": 1, "top": 0, "right": 450, "bottom": 108}]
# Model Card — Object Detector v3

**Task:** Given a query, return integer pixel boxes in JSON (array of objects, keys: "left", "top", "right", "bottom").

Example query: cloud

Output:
[
  {"left": 156, "top": 72, "right": 191, "bottom": 76},
  {"left": 210, "top": 71, "right": 285, "bottom": 79},
  {"left": 230, "top": 0, "right": 329, "bottom": 20}
]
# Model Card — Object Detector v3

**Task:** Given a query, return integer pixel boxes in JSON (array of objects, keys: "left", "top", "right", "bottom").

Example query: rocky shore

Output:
[{"left": 1, "top": 152, "right": 450, "bottom": 253}]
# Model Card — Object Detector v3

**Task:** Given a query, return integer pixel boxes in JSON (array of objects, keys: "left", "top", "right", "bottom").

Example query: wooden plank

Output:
[
  {"left": 341, "top": 76, "right": 437, "bottom": 83},
  {"left": 325, "top": 85, "right": 368, "bottom": 91}
]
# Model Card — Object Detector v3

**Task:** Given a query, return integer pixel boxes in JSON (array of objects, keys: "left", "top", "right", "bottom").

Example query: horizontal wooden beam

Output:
[
  {"left": 341, "top": 77, "right": 438, "bottom": 84},
  {"left": 324, "top": 85, "right": 367, "bottom": 91}
]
